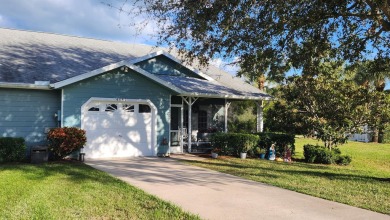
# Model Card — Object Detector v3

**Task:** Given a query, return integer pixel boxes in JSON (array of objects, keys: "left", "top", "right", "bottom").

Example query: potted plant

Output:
[
  {"left": 254, "top": 147, "right": 266, "bottom": 159},
  {"left": 211, "top": 148, "right": 220, "bottom": 159},
  {"left": 240, "top": 145, "right": 250, "bottom": 159}
]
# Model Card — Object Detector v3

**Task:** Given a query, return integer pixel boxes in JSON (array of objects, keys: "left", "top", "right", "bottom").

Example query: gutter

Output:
[
  {"left": 178, "top": 93, "right": 273, "bottom": 101},
  {"left": 0, "top": 82, "right": 52, "bottom": 90}
]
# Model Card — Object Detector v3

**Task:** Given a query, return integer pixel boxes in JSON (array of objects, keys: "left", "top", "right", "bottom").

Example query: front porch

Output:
[{"left": 169, "top": 95, "right": 265, "bottom": 154}]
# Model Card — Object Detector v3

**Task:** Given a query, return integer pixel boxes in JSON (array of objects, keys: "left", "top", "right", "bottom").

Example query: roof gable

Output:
[
  {"left": 0, "top": 28, "right": 272, "bottom": 100},
  {"left": 134, "top": 55, "right": 204, "bottom": 79}
]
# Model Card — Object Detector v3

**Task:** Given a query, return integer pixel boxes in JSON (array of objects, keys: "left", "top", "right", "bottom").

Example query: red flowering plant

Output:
[{"left": 47, "top": 127, "right": 87, "bottom": 160}]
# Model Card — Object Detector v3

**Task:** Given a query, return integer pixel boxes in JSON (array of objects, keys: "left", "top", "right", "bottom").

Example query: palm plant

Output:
[{"left": 352, "top": 59, "right": 390, "bottom": 142}]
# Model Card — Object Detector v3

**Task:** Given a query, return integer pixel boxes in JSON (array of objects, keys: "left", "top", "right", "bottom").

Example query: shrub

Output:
[
  {"left": 210, "top": 133, "right": 230, "bottom": 155},
  {"left": 256, "top": 132, "right": 295, "bottom": 157},
  {"left": 303, "top": 144, "right": 352, "bottom": 165},
  {"left": 47, "top": 127, "right": 87, "bottom": 160},
  {"left": 336, "top": 155, "right": 352, "bottom": 165},
  {"left": 210, "top": 133, "right": 259, "bottom": 157},
  {"left": 0, "top": 137, "right": 26, "bottom": 163}
]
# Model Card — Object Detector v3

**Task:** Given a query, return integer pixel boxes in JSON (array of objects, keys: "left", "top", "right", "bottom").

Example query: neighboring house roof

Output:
[{"left": 0, "top": 28, "right": 271, "bottom": 100}]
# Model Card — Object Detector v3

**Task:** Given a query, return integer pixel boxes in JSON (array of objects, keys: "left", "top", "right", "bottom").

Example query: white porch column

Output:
[
  {"left": 182, "top": 96, "right": 198, "bottom": 153},
  {"left": 224, "top": 99, "right": 231, "bottom": 133},
  {"left": 180, "top": 100, "right": 184, "bottom": 153},
  {"left": 256, "top": 100, "right": 264, "bottom": 132}
]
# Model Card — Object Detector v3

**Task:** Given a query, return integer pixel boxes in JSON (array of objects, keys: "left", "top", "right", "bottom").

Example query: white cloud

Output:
[{"left": 0, "top": 0, "right": 158, "bottom": 44}]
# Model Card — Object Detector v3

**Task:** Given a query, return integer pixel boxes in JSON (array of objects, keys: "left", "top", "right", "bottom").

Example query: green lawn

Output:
[
  {"left": 186, "top": 137, "right": 390, "bottom": 214},
  {"left": 0, "top": 162, "right": 199, "bottom": 220}
]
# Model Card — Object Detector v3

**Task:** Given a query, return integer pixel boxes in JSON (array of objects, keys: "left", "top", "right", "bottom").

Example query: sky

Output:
[{"left": 0, "top": 0, "right": 239, "bottom": 74}]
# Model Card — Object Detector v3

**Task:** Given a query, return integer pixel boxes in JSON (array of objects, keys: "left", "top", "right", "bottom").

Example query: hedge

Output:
[
  {"left": 255, "top": 132, "right": 295, "bottom": 157},
  {"left": 303, "top": 144, "right": 352, "bottom": 165},
  {"left": 210, "top": 133, "right": 259, "bottom": 157},
  {"left": 0, "top": 137, "right": 26, "bottom": 163}
]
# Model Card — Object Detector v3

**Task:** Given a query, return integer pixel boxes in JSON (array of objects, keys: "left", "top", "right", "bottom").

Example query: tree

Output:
[
  {"left": 281, "top": 72, "right": 380, "bottom": 149},
  {"left": 228, "top": 100, "right": 257, "bottom": 133},
  {"left": 351, "top": 58, "right": 390, "bottom": 142},
  {"left": 110, "top": 0, "right": 390, "bottom": 81},
  {"left": 264, "top": 99, "right": 308, "bottom": 135}
]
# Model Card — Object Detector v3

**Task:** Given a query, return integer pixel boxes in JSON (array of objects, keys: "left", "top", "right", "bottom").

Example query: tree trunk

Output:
[{"left": 372, "top": 127, "right": 379, "bottom": 143}]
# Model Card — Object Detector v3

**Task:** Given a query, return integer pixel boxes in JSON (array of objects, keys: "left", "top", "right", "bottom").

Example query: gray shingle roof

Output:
[
  {"left": 0, "top": 28, "right": 271, "bottom": 100},
  {"left": 158, "top": 75, "right": 270, "bottom": 99}
]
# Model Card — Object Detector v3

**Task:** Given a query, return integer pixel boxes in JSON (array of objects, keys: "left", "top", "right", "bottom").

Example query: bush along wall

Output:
[
  {"left": 0, "top": 137, "right": 26, "bottom": 163},
  {"left": 303, "top": 144, "right": 352, "bottom": 165},
  {"left": 255, "top": 132, "right": 295, "bottom": 157},
  {"left": 210, "top": 133, "right": 259, "bottom": 157},
  {"left": 47, "top": 127, "right": 87, "bottom": 160}
]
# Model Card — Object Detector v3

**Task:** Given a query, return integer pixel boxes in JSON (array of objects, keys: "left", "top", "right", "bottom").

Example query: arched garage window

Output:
[{"left": 139, "top": 104, "right": 151, "bottom": 113}]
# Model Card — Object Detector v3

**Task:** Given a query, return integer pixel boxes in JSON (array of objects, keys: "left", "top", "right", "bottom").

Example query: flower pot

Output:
[
  {"left": 240, "top": 152, "right": 247, "bottom": 159},
  {"left": 259, "top": 153, "right": 265, "bottom": 159},
  {"left": 211, "top": 152, "right": 218, "bottom": 159}
]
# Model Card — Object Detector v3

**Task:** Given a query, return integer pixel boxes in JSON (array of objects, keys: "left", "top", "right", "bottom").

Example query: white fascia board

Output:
[
  {"left": 127, "top": 64, "right": 186, "bottom": 94},
  {"left": 157, "top": 51, "right": 216, "bottom": 82},
  {"left": 128, "top": 50, "right": 215, "bottom": 82},
  {"left": 178, "top": 93, "right": 273, "bottom": 101},
  {"left": 51, "top": 50, "right": 216, "bottom": 89},
  {"left": 50, "top": 59, "right": 131, "bottom": 89},
  {"left": 0, "top": 82, "right": 51, "bottom": 90},
  {"left": 127, "top": 51, "right": 165, "bottom": 64}
]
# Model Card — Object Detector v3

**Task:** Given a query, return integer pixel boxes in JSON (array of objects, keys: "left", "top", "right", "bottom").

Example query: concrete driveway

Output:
[{"left": 86, "top": 157, "right": 389, "bottom": 220}]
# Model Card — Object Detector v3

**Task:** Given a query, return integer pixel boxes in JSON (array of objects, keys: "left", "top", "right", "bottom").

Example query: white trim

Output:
[
  {"left": 126, "top": 51, "right": 165, "bottom": 64},
  {"left": 48, "top": 51, "right": 271, "bottom": 100},
  {"left": 51, "top": 60, "right": 131, "bottom": 88},
  {"left": 81, "top": 97, "right": 158, "bottom": 156},
  {"left": 157, "top": 51, "right": 216, "bottom": 82},
  {"left": 61, "top": 89, "right": 64, "bottom": 127},
  {"left": 51, "top": 62, "right": 188, "bottom": 96},
  {"left": 178, "top": 93, "right": 272, "bottom": 101},
  {"left": 256, "top": 101, "right": 264, "bottom": 132},
  {"left": 126, "top": 50, "right": 215, "bottom": 82},
  {"left": 50, "top": 51, "right": 215, "bottom": 89},
  {"left": 168, "top": 95, "right": 172, "bottom": 155},
  {"left": 0, "top": 82, "right": 51, "bottom": 90}
]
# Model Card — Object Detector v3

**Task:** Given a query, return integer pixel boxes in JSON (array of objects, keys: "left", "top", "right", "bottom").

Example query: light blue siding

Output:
[
  {"left": 135, "top": 55, "right": 203, "bottom": 79},
  {"left": 0, "top": 88, "right": 61, "bottom": 148},
  {"left": 62, "top": 68, "right": 174, "bottom": 154}
]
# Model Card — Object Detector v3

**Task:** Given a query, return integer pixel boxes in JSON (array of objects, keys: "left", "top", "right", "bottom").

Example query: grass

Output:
[
  {"left": 0, "top": 161, "right": 200, "bottom": 220},
  {"left": 186, "top": 137, "right": 390, "bottom": 214}
]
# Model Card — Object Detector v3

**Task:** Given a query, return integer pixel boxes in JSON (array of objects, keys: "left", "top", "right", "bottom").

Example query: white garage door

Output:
[{"left": 81, "top": 98, "right": 156, "bottom": 158}]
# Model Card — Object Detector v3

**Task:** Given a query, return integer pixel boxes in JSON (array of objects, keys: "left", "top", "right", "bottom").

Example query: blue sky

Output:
[
  {"left": 0, "top": 0, "right": 239, "bottom": 74},
  {"left": 0, "top": 0, "right": 157, "bottom": 44}
]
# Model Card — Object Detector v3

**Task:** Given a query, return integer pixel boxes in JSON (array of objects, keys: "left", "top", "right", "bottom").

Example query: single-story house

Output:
[{"left": 0, "top": 28, "right": 271, "bottom": 159}]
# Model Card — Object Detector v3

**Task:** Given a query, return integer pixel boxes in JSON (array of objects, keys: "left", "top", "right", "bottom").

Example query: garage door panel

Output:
[{"left": 82, "top": 100, "right": 154, "bottom": 158}]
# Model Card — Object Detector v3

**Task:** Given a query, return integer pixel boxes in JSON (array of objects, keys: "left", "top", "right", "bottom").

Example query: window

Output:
[
  {"left": 139, "top": 104, "right": 151, "bottom": 113},
  {"left": 198, "top": 111, "right": 207, "bottom": 131},
  {"left": 122, "top": 104, "right": 134, "bottom": 112},
  {"left": 105, "top": 104, "right": 117, "bottom": 112},
  {"left": 88, "top": 106, "right": 100, "bottom": 112}
]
